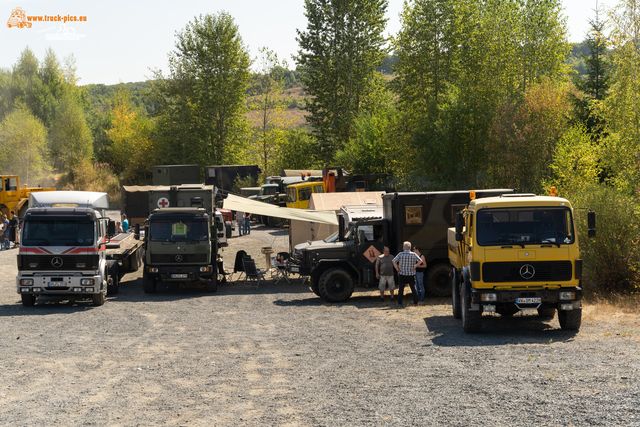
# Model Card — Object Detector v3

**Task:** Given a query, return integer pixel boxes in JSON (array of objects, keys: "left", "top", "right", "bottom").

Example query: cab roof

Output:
[{"left": 469, "top": 194, "right": 571, "bottom": 209}]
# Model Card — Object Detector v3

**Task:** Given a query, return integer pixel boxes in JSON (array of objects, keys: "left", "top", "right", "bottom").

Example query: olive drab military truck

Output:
[
  {"left": 143, "top": 184, "right": 220, "bottom": 293},
  {"left": 16, "top": 191, "right": 144, "bottom": 306},
  {"left": 288, "top": 189, "right": 515, "bottom": 303},
  {"left": 449, "top": 189, "right": 595, "bottom": 332}
]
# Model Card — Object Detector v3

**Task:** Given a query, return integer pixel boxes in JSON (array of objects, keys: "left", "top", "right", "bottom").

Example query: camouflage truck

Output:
[
  {"left": 143, "top": 184, "right": 220, "bottom": 294},
  {"left": 288, "top": 189, "right": 515, "bottom": 303}
]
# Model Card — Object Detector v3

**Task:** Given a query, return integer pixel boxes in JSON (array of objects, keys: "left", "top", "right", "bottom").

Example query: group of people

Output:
[
  {"left": 115, "top": 214, "right": 130, "bottom": 234},
  {"left": 374, "top": 241, "right": 427, "bottom": 307},
  {"left": 0, "top": 211, "right": 17, "bottom": 251},
  {"left": 235, "top": 211, "right": 252, "bottom": 236}
]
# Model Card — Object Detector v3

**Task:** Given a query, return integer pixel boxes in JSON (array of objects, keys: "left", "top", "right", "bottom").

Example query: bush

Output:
[
  {"left": 59, "top": 161, "right": 121, "bottom": 208},
  {"left": 570, "top": 183, "right": 640, "bottom": 294}
]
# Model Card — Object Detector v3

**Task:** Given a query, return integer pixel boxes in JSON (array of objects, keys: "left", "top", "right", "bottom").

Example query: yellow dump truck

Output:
[
  {"left": 0, "top": 175, "right": 56, "bottom": 219},
  {"left": 448, "top": 189, "right": 595, "bottom": 332}
]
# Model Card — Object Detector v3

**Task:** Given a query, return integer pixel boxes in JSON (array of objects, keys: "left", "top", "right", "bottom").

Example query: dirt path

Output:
[{"left": 0, "top": 220, "right": 638, "bottom": 426}]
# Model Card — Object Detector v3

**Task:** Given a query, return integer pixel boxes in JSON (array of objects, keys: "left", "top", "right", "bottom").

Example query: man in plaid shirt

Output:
[{"left": 392, "top": 241, "right": 422, "bottom": 306}]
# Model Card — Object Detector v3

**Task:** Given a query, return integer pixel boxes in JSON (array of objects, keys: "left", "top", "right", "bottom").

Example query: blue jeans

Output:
[
  {"left": 415, "top": 271, "right": 425, "bottom": 301},
  {"left": 244, "top": 218, "right": 251, "bottom": 234},
  {"left": 3, "top": 236, "right": 9, "bottom": 250},
  {"left": 238, "top": 218, "right": 244, "bottom": 236}
]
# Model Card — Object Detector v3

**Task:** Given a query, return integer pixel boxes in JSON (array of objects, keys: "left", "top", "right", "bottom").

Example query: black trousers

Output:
[{"left": 397, "top": 274, "right": 418, "bottom": 305}]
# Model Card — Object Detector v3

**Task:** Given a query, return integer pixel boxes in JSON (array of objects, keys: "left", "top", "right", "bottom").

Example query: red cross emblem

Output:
[{"left": 158, "top": 197, "right": 170, "bottom": 208}]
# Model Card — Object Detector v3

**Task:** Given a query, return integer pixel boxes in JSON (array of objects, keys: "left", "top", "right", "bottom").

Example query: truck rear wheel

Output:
[
  {"left": 496, "top": 304, "right": 519, "bottom": 317},
  {"left": 426, "top": 264, "right": 453, "bottom": 297},
  {"left": 452, "top": 269, "right": 461, "bottom": 319},
  {"left": 558, "top": 309, "right": 581, "bottom": 331},
  {"left": 21, "top": 293, "right": 36, "bottom": 306},
  {"left": 107, "top": 263, "right": 120, "bottom": 295},
  {"left": 225, "top": 221, "right": 232, "bottom": 239},
  {"left": 461, "top": 281, "right": 481, "bottom": 333},
  {"left": 318, "top": 268, "right": 354, "bottom": 303},
  {"left": 143, "top": 270, "right": 156, "bottom": 293},
  {"left": 538, "top": 307, "right": 556, "bottom": 320}
]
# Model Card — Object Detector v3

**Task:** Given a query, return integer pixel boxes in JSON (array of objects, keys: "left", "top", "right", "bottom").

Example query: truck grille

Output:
[
  {"left": 482, "top": 261, "right": 573, "bottom": 283},
  {"left": 18, "top": 255, "right": 99, "bottom": 271},
  {"left": 150, "top": 254, "right": 209, "bottom": 264}
]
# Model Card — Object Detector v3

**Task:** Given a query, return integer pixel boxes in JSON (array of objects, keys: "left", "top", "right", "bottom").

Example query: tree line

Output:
[{"left": 1, "top": 1, "right": 640, "bottom": 292}]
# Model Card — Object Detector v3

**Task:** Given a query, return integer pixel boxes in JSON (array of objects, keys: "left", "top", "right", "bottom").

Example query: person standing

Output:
[
  {"left": 236, "top": 210, "right": 244, "bottom": 236},
  {"left": 244, "top": 212, "right": 251, "bottom": 235},
  {"left": 375, "top": 246, "right": 395, "bottom": 301},
  {"left": 121, "top": 214, "right": 129, "bottom": 232},
  {"left": 392, "top": 241, "right": 422, "bottom": 307},
  {"left": 2, "top": 214, "right": 9, "bottom": 250},
  {"left": 413, "top": 247, "right": 427, "bottom": 302}
]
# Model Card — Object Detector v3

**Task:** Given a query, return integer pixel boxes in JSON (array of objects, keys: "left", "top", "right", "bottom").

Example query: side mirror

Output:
[
  {"left": 135, "top": 223, "right": 140, "bottom": 239},
  {"left": 107, "top": 220, "right": 116, "bottom": 237},
  {"left": 588, "top": 211, "right": 596, "bottom": 230},
  {"left": 455, "top": 232, "right": 463, "bottom": 242},
  {"left": 455, "top": 212, "right": 464, "bottom": 234}
]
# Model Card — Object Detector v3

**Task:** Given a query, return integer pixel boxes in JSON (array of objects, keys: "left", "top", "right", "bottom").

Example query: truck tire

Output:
[
  {"left": 310, "top": 273, "right": 320, "bottom": 296},
  {"left": 558, "top": 309, "right": 581, "bottom": 331},
  {"left": 107, "top": 263, "right": 120, "bottom": 295},
  {"left": 318, "top": 268, "right": 354, "bottom": 303},
  {"left": 143, "top": 270, "right": 156, "bottom": 294},
  {"left": 452, "top": 269, "right": 461, "bottom": 319},
  {"left": 267, "top": 216, "right": 278, "bottom": 228},
  {"left": 225, "top": 221, "right": 232, "bottom": 239},
  {"left": 538, "top": 307, "right": 556, "bottom": 320},
  {"left": 205, "top": 275, "right": 218, "bottom": 293},
  {"left": 21, "top": 293, "right": 36, "bottom": 306},
  {"left": 426, "top": 263, "right": 453, "bottom": 297},
  {"left": 92, "top": 290, "right": 106, "bottom": 306},
  {"left": 461, "top": 280, "right": 481, "bottom": 333}
]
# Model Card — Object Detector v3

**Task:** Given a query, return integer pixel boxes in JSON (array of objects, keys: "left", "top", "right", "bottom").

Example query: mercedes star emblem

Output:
[
  {"left": 175, "top": 255, "right": 183, "bottom": 263},
  {"left": 51, "top": 257, "right": 63, "bottom": 268},
  {"left": 520, "top": 264, "right": 535, "bottom": 280}
]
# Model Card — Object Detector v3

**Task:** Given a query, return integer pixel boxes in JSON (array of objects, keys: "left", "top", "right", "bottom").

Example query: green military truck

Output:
[
  {"left": 143, "top": 184, "right": 220, "bottom": 293},
  {"left": 288, "top": 189, "right": 515, "bottom": 303}
]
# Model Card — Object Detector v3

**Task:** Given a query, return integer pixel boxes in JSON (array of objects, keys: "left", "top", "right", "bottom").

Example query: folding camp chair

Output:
[
  {"left": 233, "top": 250, "right": 248, "bottom": 281},
  {"left": 271, "top": 252, "right": 291, "bottom": 285},
  {"left": 243, "top": 257, "right": 266, "bottom": 290}
]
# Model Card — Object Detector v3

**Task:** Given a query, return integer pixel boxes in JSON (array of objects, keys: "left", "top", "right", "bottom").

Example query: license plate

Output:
[
  {"left": 290, "top": 266, "right": 299, "bottom": 273},
  {"left": 171, "top": 274, "right": 188, "bottom": 279},
  {"left": 48, "top": 281, "right": 62, "bottom": 287},
  {"left": 516, "top": 297, "right": 541, "bottom": 304}
]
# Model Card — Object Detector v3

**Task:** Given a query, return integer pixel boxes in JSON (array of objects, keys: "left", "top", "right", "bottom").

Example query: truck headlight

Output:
[
  {"left": 81, "top": 279, "right": 94, "bottom": 285},
  {"left": 20, "top": 279, "right": 34, "bottom": 286},
  {"left": 149, "top": 267, "right": 158, "bottom": 273},
  {"left": 200, "top": 266, "right": 210, "bottom": 272},
  {"left": 481, "top": 293, "right": 497, "bottom": 302},
  {"left": 559, "top": 291, "right": 575, "bottom": 300}
]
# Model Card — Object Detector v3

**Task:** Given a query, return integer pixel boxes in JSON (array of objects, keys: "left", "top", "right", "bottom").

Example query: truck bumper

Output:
[
  {"left": 470, "top": 287, "right": 583, "bottom": 311},
  {"left": 17, "top": 273, "right": 104, "bottom": 295},
  {"left": 145, "top": 265, "right": 212, "bottom": 282},
  {"left": 288, "top": 264, "right": 310, "bottom": 276}
]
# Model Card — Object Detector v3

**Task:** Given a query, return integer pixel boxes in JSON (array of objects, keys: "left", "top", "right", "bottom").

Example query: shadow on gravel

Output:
[
  {"left": 424, "top": 314, "right": 579, "bottom": 346},
  {"left": 0, "top": 297, "right": 100, "bottom": 316}
]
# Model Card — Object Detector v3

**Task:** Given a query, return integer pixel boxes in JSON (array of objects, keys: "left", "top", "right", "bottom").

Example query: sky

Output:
[{"left": 0, "top": 0, "right": 615, "bottom": 86}]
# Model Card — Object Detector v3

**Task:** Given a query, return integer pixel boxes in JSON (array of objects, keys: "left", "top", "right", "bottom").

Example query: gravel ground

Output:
[{"left": 0, "top": 214, "right": 638, "bottom": 426}]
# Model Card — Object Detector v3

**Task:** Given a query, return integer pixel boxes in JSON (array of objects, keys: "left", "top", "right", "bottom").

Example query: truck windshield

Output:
[
  {"left": 150, "top": 219, "right": 208, "bottom": 242},
  {"left": 476, "top": 207, "right": 575, "bottom": 247},
  {"left": 22, "top": 219, "right": 95, "bottom": 246}
]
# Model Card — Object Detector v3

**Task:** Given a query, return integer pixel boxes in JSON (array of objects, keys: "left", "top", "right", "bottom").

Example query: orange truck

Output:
[
  {"left": 0, "top": 175, "right": 56, "bottom": 219},
  {"left": 6, "top": 7, "right": 32, "bottom": 28}
]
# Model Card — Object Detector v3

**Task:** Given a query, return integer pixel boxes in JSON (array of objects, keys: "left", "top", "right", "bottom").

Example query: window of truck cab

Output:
[
  {"left": 475, "top": 207, "right": 575, "bottom": 246},
  {"left": 287, "top": 187, "right": 297, "bottom": 203}
]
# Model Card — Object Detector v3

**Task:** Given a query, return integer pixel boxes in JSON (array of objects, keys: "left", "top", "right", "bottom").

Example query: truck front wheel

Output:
[
  {"left": 318, "top": 268, "right": 354, "bottom": 303},
  {"left": 92, "top": 290, "right": 106, "bottom": 306},
  {"left": 558, "top": 309, "right": 581, "bottom": 331},
  {"left": 21, "top": 293, "right": 36, "bottom": 306},
  {"left": 205, "top": 275, "right": 217, "bottom": 293},
  {"left": 452, "top": 269, "right": 461, "bottom": 319},
  {"left": 310, "top": 273, "right": 320, "bottom": 296},
  {"left": 461, "top": 281, "right": 482, "bottom": 333},
  {"left": 537, "top": 307, "right": 556, "bottom": 320},
  {"left": 426, "top": 264, "right": 453, "bottom": 297},
  {"left": 143, "top": 270, "right": 156, "bottom": 294},
  {"left": 107, "top": 263, "right": 120, "bottom": 295}
]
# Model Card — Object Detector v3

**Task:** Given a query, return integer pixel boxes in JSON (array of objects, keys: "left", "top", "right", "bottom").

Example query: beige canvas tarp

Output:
[
  {"left": 289, "top": 191, "right": 385, "bottom": 251},
  {"left": 222, "top": 194, "right": 338, "bottom": 225}
]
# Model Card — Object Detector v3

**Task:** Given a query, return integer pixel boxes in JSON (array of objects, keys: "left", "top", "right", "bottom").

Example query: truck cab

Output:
[
  {"left": 286, "top": 181, "right": 326, "bottom": 210},
  {"left": 449, "top": 191, "right": 595, "bottom": 332}
]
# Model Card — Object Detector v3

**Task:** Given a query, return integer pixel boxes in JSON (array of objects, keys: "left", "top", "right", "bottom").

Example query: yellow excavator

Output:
[{"left": 0, "top": 175, "right": 56, "bottom": 219}]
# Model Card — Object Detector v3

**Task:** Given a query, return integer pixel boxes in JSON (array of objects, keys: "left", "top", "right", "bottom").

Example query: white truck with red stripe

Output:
[{"left": 16, "top": 191, "right": 143, "bottom": 306}]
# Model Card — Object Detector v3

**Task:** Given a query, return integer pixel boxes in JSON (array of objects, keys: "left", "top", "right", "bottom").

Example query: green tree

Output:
[
  {"left": 49, "top": 92, "right": 94, "bottom": 171},
  {"left": 295, "top": 0, "right": 389, "bottom": 162},
  {"left": 272, "top": 128, "right": 322, "bottom": 172},
  {"left": 0, "top": 106, "right": 51, "bottom": 184},
  {"left": 151, "top": 12, "right": 252, "bottom": 167},
  {"left": 246, "top": 48, "right": 292, "bottom": 179}
]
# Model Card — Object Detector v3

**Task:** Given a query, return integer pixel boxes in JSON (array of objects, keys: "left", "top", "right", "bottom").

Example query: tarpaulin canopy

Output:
[{"left": 223, "top": 194, "right": 338, "bottom": 225}]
